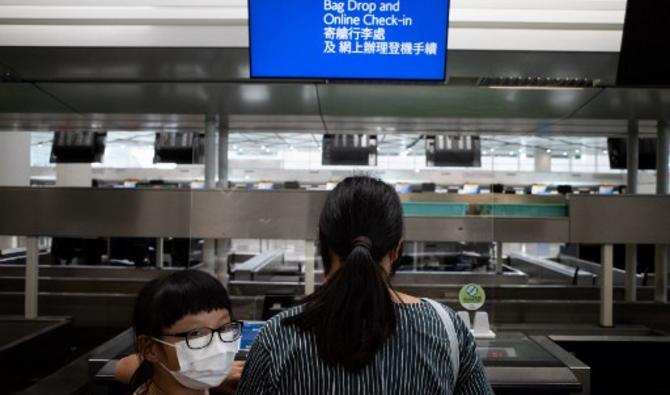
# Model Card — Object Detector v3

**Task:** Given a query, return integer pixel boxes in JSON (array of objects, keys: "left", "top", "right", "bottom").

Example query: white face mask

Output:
[{"left": 153, "top": 335, "right": 240, "bottom": 390}]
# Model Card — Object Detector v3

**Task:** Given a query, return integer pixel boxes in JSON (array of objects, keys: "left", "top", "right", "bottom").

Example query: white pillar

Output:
[
  {"left": 202, "top": 116, "right": 219, "bottom": 274},
  {"left": 218, "top": 124, "right": 229, "bottom": 189},
  {"left": 215, "top": 122, "right": 231, "bottom": 284},
  {"left": 534, "top": 147, "right": 552, "bottom": 173},
  {"left": 0, "top": 132, "right": 30, "bottom": 251},
  {"left": 626, "top": 120, "right": 639, "bottom": 302},
  {"left": 600, "top": 244, "right": 614, "bottom": 327}
]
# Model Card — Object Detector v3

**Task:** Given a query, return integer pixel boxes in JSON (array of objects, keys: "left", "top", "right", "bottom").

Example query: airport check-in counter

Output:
[
  {"left": 2, "top": 189, "right": 670, "bottom": 394},
  {"left": 89, "top": 329, "right": 586, "bottom": 395}
]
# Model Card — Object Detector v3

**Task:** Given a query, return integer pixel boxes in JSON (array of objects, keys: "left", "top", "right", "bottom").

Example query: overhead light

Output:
[
  {"left": 575, "top": 149, "right": 581, "bottom": 154},
  {"left": 509, "top": 151, "right": 515, "bottom": 156},
  {"left": 490, "top": 148, "right": 495, "bottom": 153},
  {"left": 479, "top": 77, "right": 593, "bottom": 90},
  {"left": 155, "top": 163, "right": 177, "bottom": 170},
  {"left": 233, "top": 145, "right": 238, "bottom": 150},
  {"left": 241, "top": 85, "right": 270, "bottom": 103},
  {"left": 488, "top": 86, "right": 585, "bottom": 91},
  {"left": 546, "top": 149, "right": 552, "bottom": 153},
  {"left": 603, "top": 149, "right": 608, "bottom": 154},
  {"left": 563, "top": 152, "right": 568, "bottom": 156}
]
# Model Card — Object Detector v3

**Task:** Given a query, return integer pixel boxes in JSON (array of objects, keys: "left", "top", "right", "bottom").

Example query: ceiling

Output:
[
  {"left": 0, "top": 1, "right": 668, "bottom": 137},
  {"left": 1, "top": 47, "right": 664, "bottom": 136}
]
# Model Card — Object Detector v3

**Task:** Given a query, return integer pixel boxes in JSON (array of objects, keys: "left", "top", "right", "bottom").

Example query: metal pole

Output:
[
  {"left": 496, "top": 241, "right": 504, "bottom": 275},
  {"left": 600, "top": 244, "right": 614, "bottom": 327},
  {"left": 628, "top": 120, "right": 640, "bottom": 194},
  {"left": 625, "top": 245, "right": 637, "bottom": 302},
  {"left": 203, "top": 115, "right": 219, "bottom": 274},
  {"left": 25, "top": 236, "right": 39, "bottom": 319},
  {"left": 658, "top": 120, "right": 669, "bottom": 195},
  {"left": 216, "top": 121, "right": 231, "bottom": 284},
  {"left": 626, "top": 120, "right": 639, "bottom": 302},
  {"left": 655, "top": 247, "right": 668, "bottom": 303},
  {"left": 156, "top": 238, "right": 164, "bottom": 269},
  {"left": 205, "top": 115, "right": 218, "bottom": 189},
  {"left": 217, "top": 123, "right": 229, "bottom": 189},
  {"left": 656, "top": 120, "right": 669, "bottom": 303},
  {"left": 216, "top": 239, "right": 231, "bottom": 287}
]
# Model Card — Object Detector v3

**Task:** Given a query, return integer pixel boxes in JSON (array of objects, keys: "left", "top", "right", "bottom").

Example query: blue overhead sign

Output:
[{"left": 248, "top": 0, "right": 450, "bottom": 80}]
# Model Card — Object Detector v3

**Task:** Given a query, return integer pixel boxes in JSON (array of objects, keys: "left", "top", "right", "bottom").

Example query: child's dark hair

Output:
[
  {"left": 283, "top": 176, "right": 404, "bottom": 371},
  {"left": 129, "top": 270, "right": 232, "bottom": 393}
]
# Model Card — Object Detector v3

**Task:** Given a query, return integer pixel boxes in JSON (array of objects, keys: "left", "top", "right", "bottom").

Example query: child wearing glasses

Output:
[{"left": 114, "top": 270, "right": 244, "bottom": 395}]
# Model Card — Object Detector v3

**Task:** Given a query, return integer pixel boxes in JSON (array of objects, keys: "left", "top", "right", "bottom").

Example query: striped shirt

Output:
[{"left": 236, "top": 300, "right": 493, "bottom": 395}]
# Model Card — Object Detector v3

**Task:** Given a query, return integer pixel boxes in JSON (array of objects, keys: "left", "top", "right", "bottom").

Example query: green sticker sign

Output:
[{"left": 459, "top": 283, "right": 486, "bottom": 311}]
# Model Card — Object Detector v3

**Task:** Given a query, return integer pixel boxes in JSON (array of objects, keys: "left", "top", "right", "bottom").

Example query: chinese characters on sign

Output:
[{"left": 322, "top": 0, "right": 439, "bottom": 56}]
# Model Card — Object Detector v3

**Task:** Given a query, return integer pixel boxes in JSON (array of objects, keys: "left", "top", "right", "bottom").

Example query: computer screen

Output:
[
  {"left": 249, "top": 0, "right": 450, "bottom": 80},
  {"left": 531, "top": 184, "right": 548, "bottom": 195},
  {"left": 395, "top": 184, "right": 412, "bottom": 193},
  {"left": 461, "top": 184, "right": 480, "bottom": 195},
  {"left": 50, "top": 131, "right": 107, "bottom": 164},
  {"left": 255, "top": 182, "right": 274, "bottom": 190},
  {"left": 322, "top": 134, "right": 378, "bottom": 166},
  {"left": 599, "top": 185, "right": 615, "bottom": 195},
  {"left": 607, "top": 138, "right": 657, "bottom": 170},
  {"left": 426, "top": 136, "right": 482, "bottom": 168},
  {"left": 240, "top": 321, "right": 267, "bottom": 352}
]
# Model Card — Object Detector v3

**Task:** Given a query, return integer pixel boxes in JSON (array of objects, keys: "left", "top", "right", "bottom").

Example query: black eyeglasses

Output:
[{"left": 162, "top": 321, "right": 243, "bottom": 350}]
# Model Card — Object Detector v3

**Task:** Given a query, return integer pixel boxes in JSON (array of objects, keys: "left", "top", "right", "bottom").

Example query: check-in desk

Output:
[
  {"left": 479, "top": 333, "right": 587, "bottom": 395},
  {"left": 91, "top": 331, "right": 587, "bottom": 395}
]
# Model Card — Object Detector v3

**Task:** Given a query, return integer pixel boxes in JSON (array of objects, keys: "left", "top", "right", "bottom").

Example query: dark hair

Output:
[
  {"left": 283, "top": 176, "right": 404, "bottom": 371},
  {"left": 129, "top": 270, "right": 232, "bottom": 394}
]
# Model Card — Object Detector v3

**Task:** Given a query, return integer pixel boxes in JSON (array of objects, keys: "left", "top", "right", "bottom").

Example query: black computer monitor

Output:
[
  {"left": 51, "top": 237, "right": 106, "bottom": 265},
  {"left": 607, "top": 138, "right": 657, "bottom": 170},
  {"left": 426, "top": 136, "right": 481, "bottom": 167},
  {"left": 50, "top": 131, "right": 107, "bottom": 163},
  {"left": 490, "top": 184, "right": 505, "bottom": 194},
  {"left": 109, "top": 238, "right": 156, "bottom": 267},
  {"left": 322, "top": 134, "right": 378, "bottom": 166},
  {"left": 421, "top": 183, "right": 437, "bottom": 193},
  {"left": 154, "top": 132, "right": 205, "bottom": 164}
]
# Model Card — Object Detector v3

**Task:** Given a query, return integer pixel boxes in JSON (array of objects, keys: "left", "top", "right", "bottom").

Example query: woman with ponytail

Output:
[{"left": 237, "top": 176, "right": 492, "bottom": 395}]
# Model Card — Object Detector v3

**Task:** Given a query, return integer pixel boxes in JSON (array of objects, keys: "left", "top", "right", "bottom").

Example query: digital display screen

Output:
[
  {"left": 599, "top": 185, "right": 615, "bottom": 195},
  {"left": 240, "top": 321, "right": 267, "bottom": 351},
  {"left": 531, "top": 184, "right": 548, "bottom": 195},
  {"left": 461, "top": 184, "right": 480, "bottom": 195},
  {"left": 249, "top": 0, "right": 450, "bottom": 80}
]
